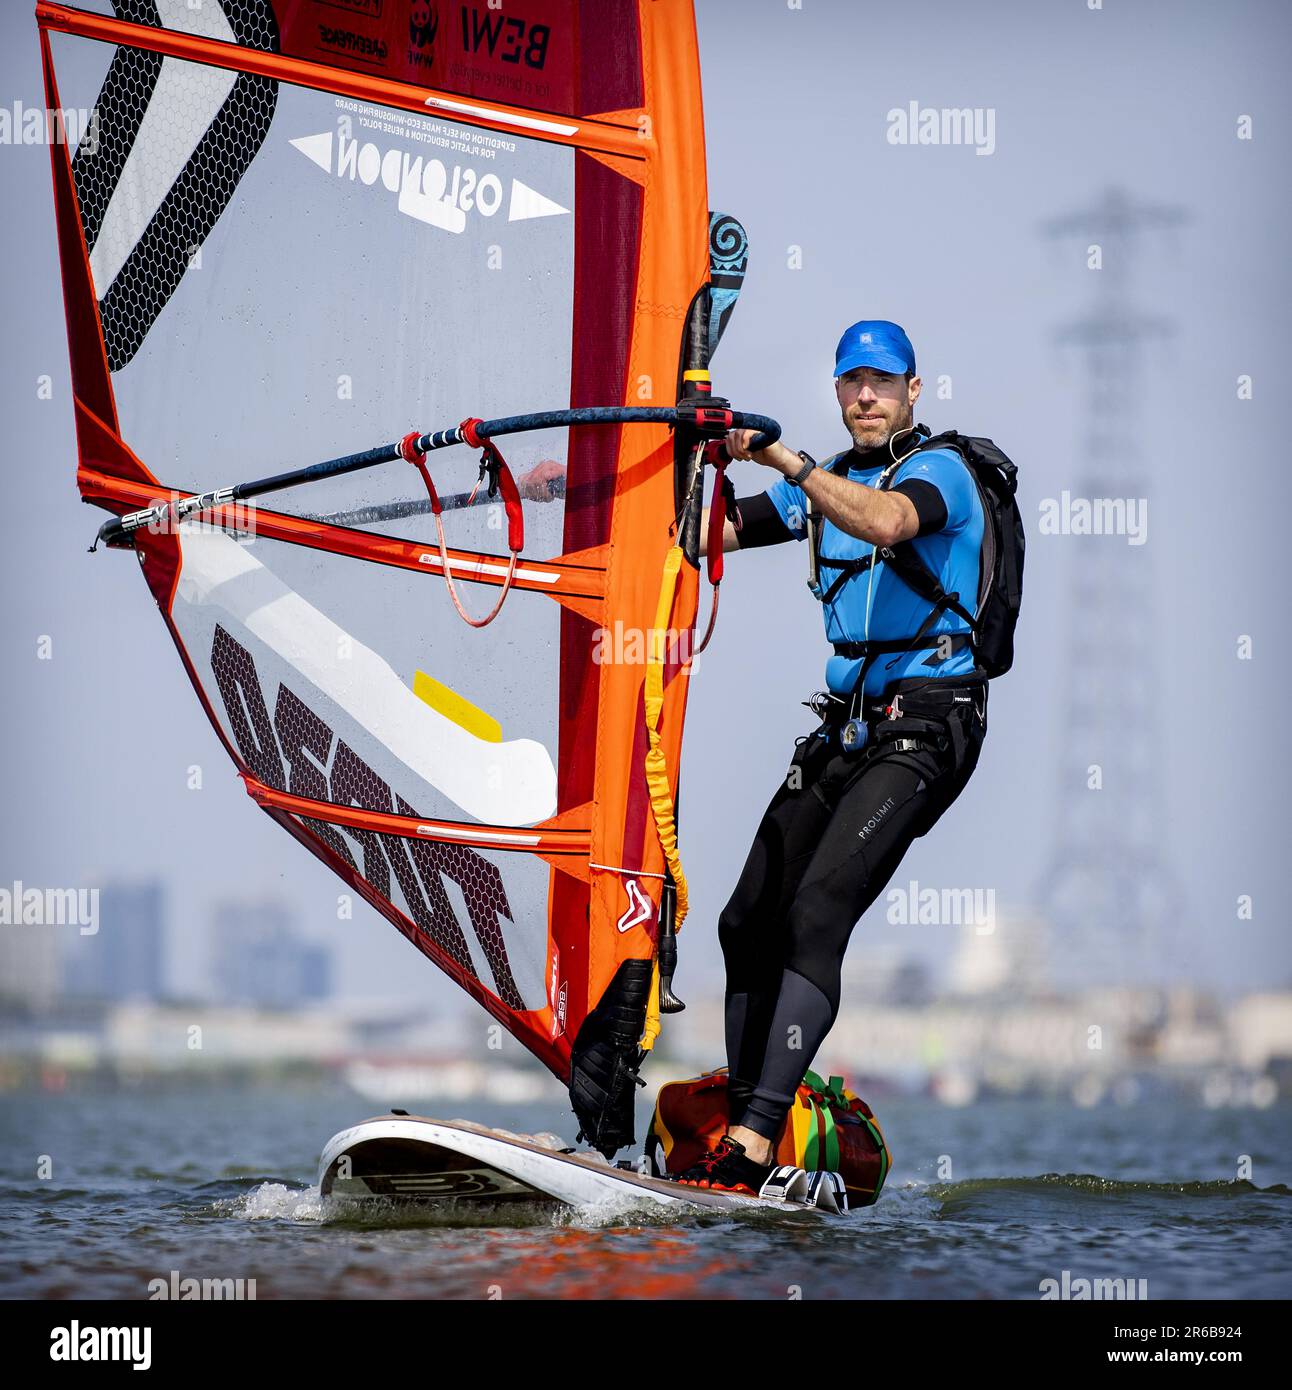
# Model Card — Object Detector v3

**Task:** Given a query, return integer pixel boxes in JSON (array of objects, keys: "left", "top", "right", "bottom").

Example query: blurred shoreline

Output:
[{"left": 2, "top": 982, "right": 1287, "bottom": 1111}]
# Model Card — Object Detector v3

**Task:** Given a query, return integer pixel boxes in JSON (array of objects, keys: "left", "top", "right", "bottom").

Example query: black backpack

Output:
[{"left": 811, "top": 428, "right": 1024, "bottom": 680}]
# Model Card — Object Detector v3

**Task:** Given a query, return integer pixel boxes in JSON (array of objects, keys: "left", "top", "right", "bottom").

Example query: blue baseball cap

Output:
[{"left": 834, "top": 320, "right": 916, "bottom": 377}]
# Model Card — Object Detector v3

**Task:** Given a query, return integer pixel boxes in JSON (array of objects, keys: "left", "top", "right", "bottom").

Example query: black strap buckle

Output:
[{"left": 802, "top": 690, "right": 846, "bottom": 720}]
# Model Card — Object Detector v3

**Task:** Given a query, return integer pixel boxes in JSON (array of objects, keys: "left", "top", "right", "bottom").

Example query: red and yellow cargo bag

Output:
[{"left": 648, "top": 1067, "right": 891, "bottom": 1205}]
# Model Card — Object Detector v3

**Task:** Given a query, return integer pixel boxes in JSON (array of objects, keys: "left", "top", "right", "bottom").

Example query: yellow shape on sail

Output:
[{"left": 413, "top": 670, "right": 502, "bottom": 742}]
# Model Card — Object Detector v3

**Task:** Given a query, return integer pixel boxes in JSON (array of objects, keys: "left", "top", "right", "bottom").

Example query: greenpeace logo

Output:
[
  {"left": 289, "top": 129, "right": 568, "bottom": 235},
  {"left": 50, "top": 1322, "right": 151, "bottom": 1370},
  {"left": 317, "top": 25, "right": 388, "bottom": 65},
  {"left": 319, "top": 0, "right": 384, "bottom": 16}
]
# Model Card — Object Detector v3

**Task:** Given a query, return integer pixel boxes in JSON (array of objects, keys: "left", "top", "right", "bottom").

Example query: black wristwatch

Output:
[{"left": 788, "top": 451, "right": 817, "bottom": 487}]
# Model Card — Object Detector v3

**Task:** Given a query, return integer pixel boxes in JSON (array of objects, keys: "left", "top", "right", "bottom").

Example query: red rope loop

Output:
[
  {"left": 457, "top": 417, "right": 524, "bottom": 555},
  {"left": 397, "top": 430, "right": 427, "bottom": 466},
  {"left": 400, "top": 431, "right": 440, "bottom": 516},
  {"left": 693, "top": 454, "right": 743, "bottom": 656},
  {"left": 398, "top": 417, "right": 524, "bottom": 627}
]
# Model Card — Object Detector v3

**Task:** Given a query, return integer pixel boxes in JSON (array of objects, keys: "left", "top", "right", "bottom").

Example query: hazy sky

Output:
[{"left": 2, "top": 0, "right": 1289, "bottom": 1031}]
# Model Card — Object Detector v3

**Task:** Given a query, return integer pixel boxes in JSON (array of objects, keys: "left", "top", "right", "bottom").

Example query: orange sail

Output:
[{"left": 38, "top": 0, "right": 728, "bottom": 1152}]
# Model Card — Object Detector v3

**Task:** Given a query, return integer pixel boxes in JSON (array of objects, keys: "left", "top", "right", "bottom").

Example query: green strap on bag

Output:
[{"left": 801, "top": 1070, "right": 846, "bottom": 1170}]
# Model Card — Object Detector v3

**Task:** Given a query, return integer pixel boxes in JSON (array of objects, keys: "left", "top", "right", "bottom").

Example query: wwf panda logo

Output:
[{"left": 409, "top": 0, "right": 439, "bottom": 50}]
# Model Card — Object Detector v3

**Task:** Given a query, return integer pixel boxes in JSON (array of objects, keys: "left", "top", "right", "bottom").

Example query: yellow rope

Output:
[
  {"left": 639, "top": 542, "right": 690, "bottom": 1051},
  {"left": 642, "top": 544, "right": 689, "bottom": 929}
]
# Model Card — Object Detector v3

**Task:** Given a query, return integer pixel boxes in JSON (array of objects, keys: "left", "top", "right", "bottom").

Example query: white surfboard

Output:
[{"left": 318, "top": 1114, "right": 850, "bottom": 1216}]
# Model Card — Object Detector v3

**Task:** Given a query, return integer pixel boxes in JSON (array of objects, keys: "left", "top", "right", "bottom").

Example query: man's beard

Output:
[{"left": 845, "top": 401, "right": 914, "bottom": 452}]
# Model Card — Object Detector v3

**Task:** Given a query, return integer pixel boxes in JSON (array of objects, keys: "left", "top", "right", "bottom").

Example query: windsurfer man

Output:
[{"left": 678, "top": 320, "right": 992, "bottom": 1194}]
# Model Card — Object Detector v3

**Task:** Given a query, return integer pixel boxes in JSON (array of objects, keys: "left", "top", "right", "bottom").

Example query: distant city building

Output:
[
  {"left": 0, "top": 919, "right": 62, "bottom": 1011},
  {"left": 841, "top": 946, "right": 934, "bottom": 1007},
  {"left": 62, "top": 880, "right": 165, "bottom": 1003},
  {"left": 948, "top": 912, "right": 1051, "bottom": 999},
  {"left": 210, "top": 898, "right": 332, "bottom": 1009}
]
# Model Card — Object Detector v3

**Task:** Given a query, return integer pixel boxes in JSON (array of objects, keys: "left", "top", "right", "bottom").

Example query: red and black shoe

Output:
[{"left": 674, "top": 1135, "right": 775, "bottom": 1196}]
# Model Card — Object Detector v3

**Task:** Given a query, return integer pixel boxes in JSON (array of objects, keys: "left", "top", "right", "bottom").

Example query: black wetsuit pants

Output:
[{"left": 718, "top": 679, "right": 988, "bottom": 1140}]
